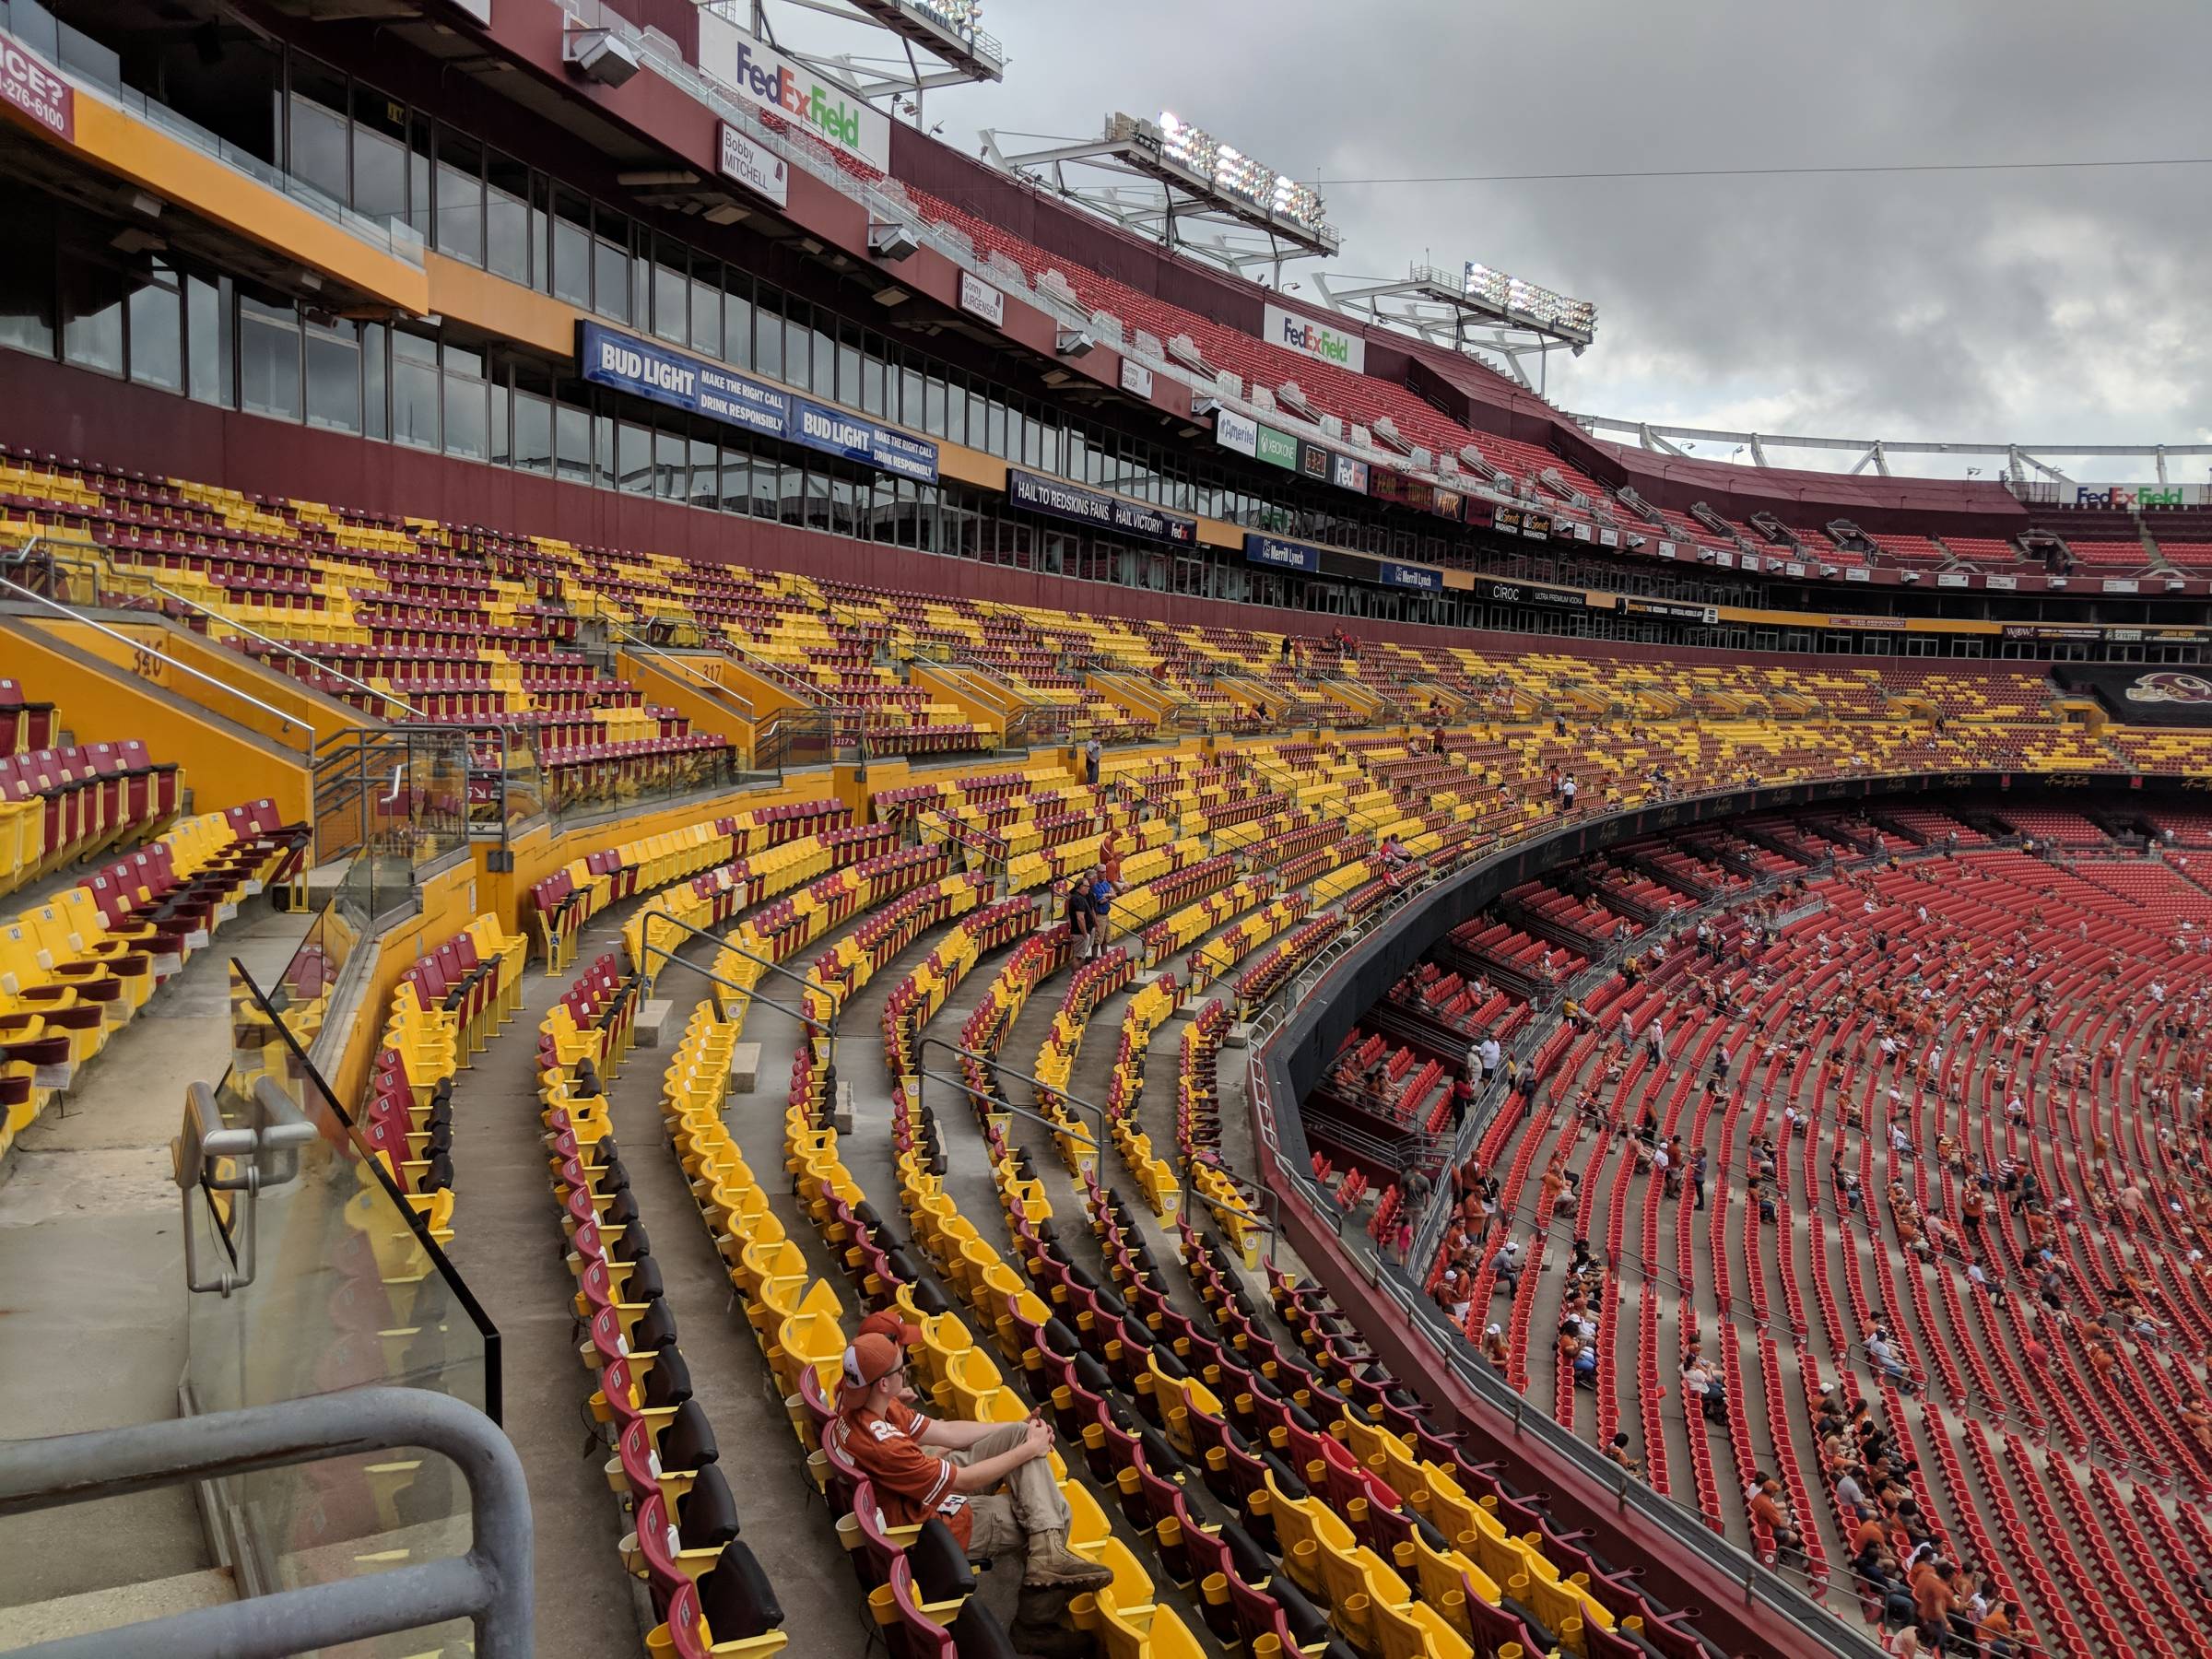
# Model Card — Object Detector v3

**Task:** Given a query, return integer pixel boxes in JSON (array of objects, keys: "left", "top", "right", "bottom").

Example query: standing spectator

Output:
[
  {"left": 1561, "top": 773, "right": 1579, "bottom": 812},
  {"left": 1083, "top": 736, "right": 1102, "bottom": 787},
  {"left": 1086, "top": 866, "right": 1116, "bottom": 959},
  {"left": 1063, "top": 871, "right": 1095, "bottom": 959},
  {"left": 1690, "top": 1147, "right": 1709, "bottom": 1212}
]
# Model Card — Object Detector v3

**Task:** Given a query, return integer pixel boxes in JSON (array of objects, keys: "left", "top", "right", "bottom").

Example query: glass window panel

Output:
[
  {"left": 556, "top": 398, "right": 591, "bottom": 485},
  {"left": 749, "top": 453, "right": 780, "bottom": 519},
  {"left": 810, "top": 321, "right": 836, "bottom": 396},
  {"left": 922, "top": 376, "right": 947, "bottom": 438},
  {"left": 900, "top": 365, "right": 924, "bottom": 428},
  {"left": 361, "top": 322, "right": 386, "bottom": 437},
  {"left": 618, "top": 421, "right": 652, "bottom": 494},
  {"left": 350, "top": 85, "right": 409, "bottom": 224},
  {"left": 593, "top": 409, "right": 615, "bottom": 487},
  {"left": 436, "top": 129, "right": 483, "bottom": 265},
  {"left": 441, "top": 340, "right": 484, "bottom": 378},
  {"left": 126, "top": 265, "right": 182, "bottom": 391},
  {"left": 594, "top": 227, "right": 630, "bottom": 324},
  {"left": 304, "top": 324, "right": 360, "bottom": 432},
  {"left": 861, "top": 351, "right": 887, "bottom": 418},
  {"left": 551, "top": 190, "right": 591, "bottom": 308},
  {"left": 690, "top": 274, "right": 721, "bottom": 358},
  {"left": 753, "top": 292, "right": 782, "bottom": 378},
  {"left": 60, "top": 255, "right": 124, "bottom": 373},
  {"left": 287, "top": 65, "right": 350, "bottom": 206},
  {"left": 785, "top": 312, "right": 811, "bottom": 389},
  {"left": 780, "top": 464, "right": 808, "bottom": 526},
  {"left": 237, "top": 297, "right": 300, "bottom": 420},
  {"left": 489, "top": 373, "right": 509, "bottom": 466},
  {"left": 653, "top": 247, "right": 686, "bottom": 344},
  {"left": 486, "top": 153, "right": 530, "bottom": 285},
  {"left": 443, "top": 371, "right": 487, "bottom": 458},
  {"left": 653, "top": 427, "right": 685, "bottom": 500},
  {"left": 393, "top": 351, "right": 438, "bottom": 449},
  {"left": 688, "top": 436, "right": 717, "bottom": 507},
  {"left": 184, "top": 274, "right": 220, "bottom": 402},
  {"left": 408, "top": 114, "right": 434, "bottom": 241},
  {"left": 837, "top": 335, "right": 860, "bottom": 404},
  {"left": 514, "top": 387, "right": 552, "bottom": 474},
  {"left": 724, "top": 281, "right": 753, "bottom": 370},
  {"left": 719, "top": 445, "right": 747, "bottom": 514}
]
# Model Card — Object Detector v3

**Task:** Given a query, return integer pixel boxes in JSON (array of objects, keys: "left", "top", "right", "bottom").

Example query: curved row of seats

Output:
[
  {"left": 537, "top": 965, "right": 792, "bottom": 1656},
  {"left": 1, "top": 799, "right": 308, "bottom": 1158}
]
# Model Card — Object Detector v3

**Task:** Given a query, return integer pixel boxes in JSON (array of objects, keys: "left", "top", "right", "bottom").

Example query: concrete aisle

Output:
[{"left": 0, "top": 900, "right": 307, "bottom": 1624}]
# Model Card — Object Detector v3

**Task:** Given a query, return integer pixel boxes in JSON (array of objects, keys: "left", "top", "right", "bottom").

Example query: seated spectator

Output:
[
  {"left": 1480, "top": 1323, "right": 1510, "bottom": 1367},
  {"left": 1605, "top": 1432, "right": 1643, "bottom": 1477},
  {"left": 1748, "top": 1476, "right": 1804, "bottom": 1557}
]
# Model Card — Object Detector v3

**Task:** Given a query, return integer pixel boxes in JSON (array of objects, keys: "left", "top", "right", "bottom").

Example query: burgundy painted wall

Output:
[{"left": 3, "top": 346, "right": 2056, "bottom": 673}]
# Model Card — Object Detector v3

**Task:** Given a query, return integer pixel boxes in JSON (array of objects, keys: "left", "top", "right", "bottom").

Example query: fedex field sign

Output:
[
  {"left": 699, "top": 12, "right": 889, "bottom": 172},
  {"left": 0, "top": 37, "right": 73, "bottom": 143},
  {"left": 1262, "top": 302, "right": 1365, "bottom": 373},
  {"left": 2072, "top": 483, "right": 2207, "bottom": 509}
]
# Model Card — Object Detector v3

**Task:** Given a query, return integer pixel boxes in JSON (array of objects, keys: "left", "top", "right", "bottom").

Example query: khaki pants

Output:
[{"left": 949, "top": 1423, "right": 1071, "bottom": 1559}]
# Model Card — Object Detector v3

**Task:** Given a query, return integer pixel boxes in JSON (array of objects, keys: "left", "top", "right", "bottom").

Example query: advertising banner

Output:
[
  {"left": 579, "top": 321, "right": 789, "bottom": 439},
  {"left": 2057, "top": 665, "right": 2212, "bottom": 727},
  {"left": 1520, "top": 512, "right": 1552, "bottom": 539},
  {"left": 1621, "top": 597, "right": 1720, "bottom": 625},
  {"left": 786, "top": 396, "right": 939, "bottom": 481},
  {"left": 1262, "top": 302, "right": 1367, "bottom": 373},
  {"left": 1244, "top": 534, "right": 1320, "bottom": 572},
  {"left": 1378, "top": 559, "right": 1441, "bottom": 591},
  {"left": 1330, "top": 453, "right": 1370, "bottom": 493},
  {"left": 1119, "top": 358, "right": 1155, "bottom": 399},
  {"left": 1215, "top": 409, "right": 1259, "bottom": 457},
  {"left": 717, "top": 122, "right": 790, "bottom": 207},
  {"left": 697, "top": 13, "right": 891, "bottom": 171},
  {"left": 0, "top": 36, "right": 73, "bottom": 142},
  {"left": 1253, "top": 424, "right": 1301, "bottom": 470},
  {"left": 1007, "top": 470, "right": 1195, "bottom": 546},
  {"left": 578, "top": 323, "right": 938, "bottom": 480},
  {"left": 1477, "top": 578, "right": 1586, "bottom": 610}
]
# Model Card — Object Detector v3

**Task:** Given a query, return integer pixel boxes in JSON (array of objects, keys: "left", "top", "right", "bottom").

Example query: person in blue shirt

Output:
[{"left": 1085, "top": 868, "right": 1116, "bottom": 959}]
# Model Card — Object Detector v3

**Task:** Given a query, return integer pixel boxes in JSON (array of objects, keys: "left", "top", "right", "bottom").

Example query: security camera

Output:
[{"left": 1056, "top": 328, "right": 1097, "bottom": 359}]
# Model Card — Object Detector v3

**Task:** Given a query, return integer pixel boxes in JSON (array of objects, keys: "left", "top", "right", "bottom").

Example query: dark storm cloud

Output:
[{"left": 924, "top": 0, "right": 2212, "bottom": 476}]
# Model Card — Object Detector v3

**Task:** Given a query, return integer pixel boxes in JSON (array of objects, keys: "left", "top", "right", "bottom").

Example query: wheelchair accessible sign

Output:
[{"left": 578, "top": 322, "right": 937, "bottom": 483}]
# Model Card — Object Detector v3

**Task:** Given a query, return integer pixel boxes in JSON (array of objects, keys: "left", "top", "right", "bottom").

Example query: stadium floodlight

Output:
[
  {"left": 564, "top": 27, "right": 641, "bottom": 88},
  {"left": 1462, "top": 262, "right": 1596, "bottom": 343},
  {"left": 904, "top": 0, "right": 982, "bottom": 41},
  {"left": 1140, "top": 112, "right": 1336, "bottom": 248},
  {"left": 1055, "top": 327, "right": 1097, "bottom": 359}
]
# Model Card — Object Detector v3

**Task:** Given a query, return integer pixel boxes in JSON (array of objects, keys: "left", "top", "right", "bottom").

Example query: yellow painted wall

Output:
[
  {"left": 615, "top": 650, "right": 759, "bottom": 759},
  {"left": 0, "top": 618, "right": 312, "bottom": 822}
]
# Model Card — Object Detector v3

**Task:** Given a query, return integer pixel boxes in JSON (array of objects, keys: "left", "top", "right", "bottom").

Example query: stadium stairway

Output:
[{"left": 0, "top": 894, "right": 314, "bottom": 1642}]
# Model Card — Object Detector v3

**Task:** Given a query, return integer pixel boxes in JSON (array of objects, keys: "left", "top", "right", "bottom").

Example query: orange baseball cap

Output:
[{"left": 856, "top": 1307, "right": 923, "bottom": 1347}]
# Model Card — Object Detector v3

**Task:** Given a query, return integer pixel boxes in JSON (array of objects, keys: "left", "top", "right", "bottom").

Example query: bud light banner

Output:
[
  {"left": 1244, "top": 533, "right": 1320, "bottom": 573},
  {"left": 1378, "top": 559, "right": 1441, "bottom": 591},
  {"left": 580, "top": 323, "right": 936, "bottom": 481},
  {"left": 579, "top": 322, "right": 788, "bottom": 439},
  {"left": 786, "top": 396, "right": 939, "bottom": 482},
  {"left": 1008, "top": 470, "right": 1195, "bottom": 546}
]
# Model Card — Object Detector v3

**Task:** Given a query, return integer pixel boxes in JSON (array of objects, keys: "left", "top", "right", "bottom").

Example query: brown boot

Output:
[{"left": 1022, "top": 1527, "right": 1114, "bottom": 1590}]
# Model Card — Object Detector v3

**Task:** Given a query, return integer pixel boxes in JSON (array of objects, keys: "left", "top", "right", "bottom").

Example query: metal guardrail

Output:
[{"left": 0, "top": 1388, "right": 531, "bottom": 1659}]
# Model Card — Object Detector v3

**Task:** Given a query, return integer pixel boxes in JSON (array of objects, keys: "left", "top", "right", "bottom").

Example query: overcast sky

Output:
[{"left": 806, "top": 0, "right": 2212, "bottom": 484}]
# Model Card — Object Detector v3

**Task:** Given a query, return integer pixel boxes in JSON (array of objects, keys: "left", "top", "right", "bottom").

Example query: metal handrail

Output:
[
  {"left": 916, "top": 1033, "right": 1104, "bottom": 1159},
  {"left": 0, "top": 1388, "right": 530, "bottom": 1659},
  {"left": 608, "top": 619, "right": 759, "bottom": 724},
  {"left": 0, "top": 552, "right": 317, "bottom": 754},
  {"left": 637, "top": 913, "right": 839, "bottom": 1087}
]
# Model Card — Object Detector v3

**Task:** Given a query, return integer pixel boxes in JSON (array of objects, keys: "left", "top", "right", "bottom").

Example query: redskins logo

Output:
[{"left": 2126, "top": 671, "right": 2212, "bottom": 705}]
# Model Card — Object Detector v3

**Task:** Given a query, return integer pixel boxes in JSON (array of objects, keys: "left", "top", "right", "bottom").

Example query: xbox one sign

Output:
[{"left": 1262, "top": 303, "right": 1365, "bottom": 373}]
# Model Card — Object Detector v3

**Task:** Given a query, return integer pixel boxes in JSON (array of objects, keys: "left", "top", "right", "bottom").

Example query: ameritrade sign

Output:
[
  {"left": 579, "top": 323, "right": 936, "bottom": 482},
  {"left": 0, "top": 36, "right": 73, "bottom": 142},
  {"left": 1262, "top": 303, "right": 1367, "bottom": 374},
  {"left": 1008, "top": 470, "right": 1195, "bottom": 546},
  {"left": 1244, "top": 533, "right": 1320, "bottom": 573},
  {"left": 697, "top": 13, "right": 890, "bottom": 172}
]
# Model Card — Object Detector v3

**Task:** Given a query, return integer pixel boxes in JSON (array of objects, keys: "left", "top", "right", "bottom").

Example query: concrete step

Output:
[{"left": 0, "top": 1566, "right": 236, "bottom": 1651}]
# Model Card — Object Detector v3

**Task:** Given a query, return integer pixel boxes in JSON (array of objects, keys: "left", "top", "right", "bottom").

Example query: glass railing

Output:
[
  {"left": 184, "top": 960, "right": 495, "bottom": 1630},
  {"left": 0, "top": 6, "right": 425, "bottom": 265},
  {"left": 312, "top": 727, "right": 476, "bottom": 916}
]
